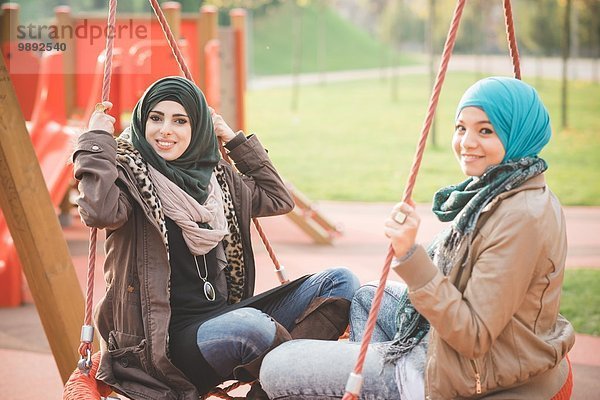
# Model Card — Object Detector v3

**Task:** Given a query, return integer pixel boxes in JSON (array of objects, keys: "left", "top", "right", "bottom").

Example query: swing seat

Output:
[
  {"left": 62, "top": 352, "right": 114, "bottom": 400},
  {"left": 62, "top": 351, "right": 251, "bottom": 400}
]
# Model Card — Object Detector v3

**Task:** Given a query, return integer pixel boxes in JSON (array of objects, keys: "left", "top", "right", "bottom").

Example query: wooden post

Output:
[
  {"left": 0, "top": 3, "right": 19, "bottom": 46},
  {"left": 54, "top": 6, "right": 76, "bottom": 118},
  {"left": 162, "top": 2, "right": 181, "bottom": 40},
  {"left": 197, "top": 5, "right": 218, "bottom": 91},
  {"left": 0, "top": 56, "right": 86, "bottom": 383},
  {"left": 230, "top": 8, "right": 246, "bottom": 132}
]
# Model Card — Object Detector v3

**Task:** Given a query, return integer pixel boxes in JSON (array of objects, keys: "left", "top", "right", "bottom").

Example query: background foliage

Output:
[{"left": 3, "top": 0, "right": 599, "bottom": 63}]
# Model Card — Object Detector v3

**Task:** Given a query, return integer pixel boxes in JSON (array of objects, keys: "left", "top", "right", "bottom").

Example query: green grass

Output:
[
  {"left": 247, "top": 72, "right": 600, "bottom": 205},
  {"left": 251, "top": 2, "right": 416, "bottom": 76},
  {"left": 560, "top": 269, "right": 600, "bottom": 336}
]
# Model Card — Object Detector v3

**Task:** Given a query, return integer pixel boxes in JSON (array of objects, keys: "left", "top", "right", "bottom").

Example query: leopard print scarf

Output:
[{"left": 116, "top": 132, "right": 246, "bottom": 304}]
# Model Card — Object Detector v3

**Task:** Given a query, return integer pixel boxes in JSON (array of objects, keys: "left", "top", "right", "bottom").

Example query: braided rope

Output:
[
  {"left": 200, "top": 381, "right": 248, "bottom": 400},
  {"left": 147, "top": 0, "right": 286, "bottom": 281},
  {"left": 147, "top": 0, "right": 193, "bottom": 81},
  {"left": 341, "top": 0, "right": 467, "bottom": 398},
  {"left": 503, "top": 0, "right": 521, "bottom": 79},
  {"left": 79, "top": 0, "right": 117, "bottom": 361}
]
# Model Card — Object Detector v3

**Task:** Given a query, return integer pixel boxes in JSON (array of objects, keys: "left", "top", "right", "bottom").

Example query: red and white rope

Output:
[
  {"left": 503, "top": 0, "right": 522, "bottom": 79},
  {"left": 341, "top": 0, "right": 467, "bottom": 398},
  {"left": 79, "top": 0, "right": 117, "bottom": 362}
]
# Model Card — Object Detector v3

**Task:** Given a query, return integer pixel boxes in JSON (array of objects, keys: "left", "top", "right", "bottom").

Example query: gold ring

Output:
[
  {"left": 94, "top": 103, "right": 107, "bottom": 113},
  {"left": 393, "top": 211, "right": 407, "bottom": 225}
]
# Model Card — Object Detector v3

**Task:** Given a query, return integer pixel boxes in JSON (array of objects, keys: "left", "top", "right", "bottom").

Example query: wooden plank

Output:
[
  {"left": 286, "top": 208, "right": 334, "bottom": 246},
  {"left": 289, "top": 185, "right": 341, "bottom": 234},
  {"left": 0, "top": 55, "right": 87, "bottom": 383}
]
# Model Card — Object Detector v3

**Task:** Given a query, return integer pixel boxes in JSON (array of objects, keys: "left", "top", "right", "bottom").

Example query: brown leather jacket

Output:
[
  {"left": 73, "top": 130, "right": 294, "bottom": 399},
  {"left": 394, "top": 174, "right": 575, "bottom": 399}
]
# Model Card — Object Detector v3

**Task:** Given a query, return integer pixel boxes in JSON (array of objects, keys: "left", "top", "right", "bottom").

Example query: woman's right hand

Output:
[
  {"left": 87, "top": 101, "right": 116, "bottom": 134},
  {"left": 384, "top": 200, "right": 420, "bottom": 259}
]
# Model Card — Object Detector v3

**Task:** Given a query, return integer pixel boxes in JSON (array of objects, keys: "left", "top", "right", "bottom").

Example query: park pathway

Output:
[{"left": 248, "top": 55, "right": 598, "bottom": 90}]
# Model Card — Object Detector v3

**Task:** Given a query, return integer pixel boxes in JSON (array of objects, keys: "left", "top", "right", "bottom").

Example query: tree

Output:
[{"left": 561, "top": 0, "right": 572, "bottom": 129}]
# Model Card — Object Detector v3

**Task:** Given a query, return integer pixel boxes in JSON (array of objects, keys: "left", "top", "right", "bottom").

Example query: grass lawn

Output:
[
  {"left": 247, "top": 72, "right": 600, "bottom": 205},
  {"left": 561, "top": 269, "right": 600, "bottom": 336},
  {"left": 251, "top": 2, "right": 416, "bottom": 76}
]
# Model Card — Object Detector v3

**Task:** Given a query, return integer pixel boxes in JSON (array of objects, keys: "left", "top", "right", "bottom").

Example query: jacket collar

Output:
[{"left": 481, "top": 173, "right": 546, "bottom": 214}]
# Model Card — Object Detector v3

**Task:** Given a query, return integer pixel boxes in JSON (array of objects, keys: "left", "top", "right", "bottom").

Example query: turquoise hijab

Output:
[
  {"left": 388, "top": 78, "right": 553, "bottom": 360},
  {"left": 456, "top": 76, "right": 551, "bottom": 162},
  {"left": 130, "top": 76, "right": 219, "bottom": 205}
]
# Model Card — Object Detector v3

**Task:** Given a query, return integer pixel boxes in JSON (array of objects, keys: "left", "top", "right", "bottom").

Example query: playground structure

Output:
[{"left": 0, "top": 2, "right": 340, "bottom": 308}]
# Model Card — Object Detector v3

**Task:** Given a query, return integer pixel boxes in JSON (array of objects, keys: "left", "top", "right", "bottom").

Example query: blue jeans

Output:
[
  {"left": 197, "top": 267, "right": 360, "bottom": 379},
  {"left": 260, "top": 281, "right": 408, "bottom": 400}
]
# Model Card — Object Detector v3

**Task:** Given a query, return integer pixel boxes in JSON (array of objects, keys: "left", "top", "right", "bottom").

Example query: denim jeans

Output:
[
  {"left": 197, "top": 267, "right": 360, "bottom": 379},
  {"left": 260, "top": 281, "right": 409, "bottom": 400}
]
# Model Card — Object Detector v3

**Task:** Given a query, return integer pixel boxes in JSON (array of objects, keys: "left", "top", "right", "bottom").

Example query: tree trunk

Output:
[
  {"left": 561, "top": 0, "right": 571, "bottom": 129},
  {"left": 318, "top": 0, "right": 328, "bottom": 86},
  {"left": 291, "top": 3, "right": 304, "bottom": 112}
]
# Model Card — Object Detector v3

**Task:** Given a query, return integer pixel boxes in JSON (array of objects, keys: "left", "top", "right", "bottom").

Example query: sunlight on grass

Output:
[
  {"left": 247, "top": 72, "right": 600, "bottom": 205},
  {"left": 561, "top": 269, "right": 600, "bottom": 336}
]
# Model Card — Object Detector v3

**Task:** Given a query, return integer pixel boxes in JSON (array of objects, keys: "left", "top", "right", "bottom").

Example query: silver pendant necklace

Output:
[{"left": 194, "top": 255, "right": 216, "bottom": 301}]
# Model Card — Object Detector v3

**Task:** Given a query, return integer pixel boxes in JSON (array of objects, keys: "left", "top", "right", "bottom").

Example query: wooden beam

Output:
[
  {"left": 230, "top": 9, "right": 246, "bottom": 132},
  {"left": 0, "top": 55, "right": 86, "bottom": 383},
  {"left": 54, "top": 6, "right": 76, "bottom": 118},
  {"left": 197, "top": 5, "right": 218, "bottom": 91},
  {"left": 162, "top": 2, "right": 181, "bottom": 40},
  {"left": 1, "top": 3, "right": 19, "bottom": 46}
]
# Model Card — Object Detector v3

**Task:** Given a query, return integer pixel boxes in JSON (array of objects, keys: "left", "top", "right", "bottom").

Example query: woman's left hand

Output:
[
  {"left": 209, "top": 107, "right": 237, "bottom": 143},
  {"left": 384, "top": 201, "right": 420, "bottom": 259}
]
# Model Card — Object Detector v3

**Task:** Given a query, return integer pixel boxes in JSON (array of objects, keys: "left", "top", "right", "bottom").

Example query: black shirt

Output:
[
  {"left": 166, "top": 216, "right": 227, "bottom": 392},
  {"left": 167, "top": 217, "right": 227, "bottom": 332}
]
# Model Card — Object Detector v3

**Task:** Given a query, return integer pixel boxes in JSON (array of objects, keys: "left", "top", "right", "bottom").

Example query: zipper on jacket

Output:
[{"left": 469, "top": 359, "right": 482, "bottom": 394}]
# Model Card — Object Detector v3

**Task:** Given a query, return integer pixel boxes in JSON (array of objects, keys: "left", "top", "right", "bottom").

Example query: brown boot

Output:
[
  {"left": 290, "top": 297, "right": 351, "bottom": 340},
  {"left": 232, "top": 321, "right": 291, "bottom": 382}
]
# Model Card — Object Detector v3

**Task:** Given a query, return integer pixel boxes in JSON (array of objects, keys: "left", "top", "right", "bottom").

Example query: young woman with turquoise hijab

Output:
[
  {"left": 259, "top": 77, "right": 575, "bottom": 399},
  {"left": 74, "top": 76, "right": 359, "bottom": 399}
]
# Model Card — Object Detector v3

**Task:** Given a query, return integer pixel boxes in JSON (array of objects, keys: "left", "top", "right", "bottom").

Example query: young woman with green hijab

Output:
[
  {"left": 259, "top": 77, "right": 575, "bottom": 399},
  {"left": 75, "top": 76, "right": 359, "bottom": 399}
]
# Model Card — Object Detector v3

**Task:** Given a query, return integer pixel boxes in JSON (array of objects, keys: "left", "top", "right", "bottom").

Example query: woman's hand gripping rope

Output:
[{"left": 384, "top": 200, "right": 420, "bottom": 261}]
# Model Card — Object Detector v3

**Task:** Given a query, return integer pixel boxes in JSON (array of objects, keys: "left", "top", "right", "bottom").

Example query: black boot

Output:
[
  {"left": 246, "top": 381, "right": 270, "bottom": 400},
  {"left": 290, "top": 297, "right": 351, "bottom": 340},
  {"left": 232, "top": 321, "right": 292, "bottom": 382}
]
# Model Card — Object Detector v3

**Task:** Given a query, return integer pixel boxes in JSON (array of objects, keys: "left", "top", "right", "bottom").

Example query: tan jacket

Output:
[
  {"left": 394, "top": 174, "right": 575, "bottom": 399},
  {"left": 73, "top": 131, "right": 294, "bottom": 399}
]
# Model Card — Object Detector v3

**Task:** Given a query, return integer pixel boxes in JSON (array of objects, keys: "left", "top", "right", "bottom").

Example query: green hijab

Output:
[{"left": 130, "top": 76, "right": 219, "bottom": 205}]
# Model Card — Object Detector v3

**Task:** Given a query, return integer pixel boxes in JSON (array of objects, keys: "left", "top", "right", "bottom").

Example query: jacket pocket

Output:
[{"left": 106, "top": 330, "right": 177, "bottom": 400}]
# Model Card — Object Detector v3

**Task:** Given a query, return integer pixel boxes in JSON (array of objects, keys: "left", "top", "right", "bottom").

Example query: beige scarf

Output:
[{"left": 148, "top": 165, "right": 228, "bottom": 256}]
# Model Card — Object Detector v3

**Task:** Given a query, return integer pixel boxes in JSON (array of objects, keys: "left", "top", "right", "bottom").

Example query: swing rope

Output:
[
  {"left": 76, "top": 0, "right": 117, "bottom": 372},
  {"left": 342, "top": 0, "right": 521, "bottom": 398},
  {"left": 503, "top": 0, "right": 521, "bottom": 80},
  {"left": 69, "top": 0, "right": 287, "bottom": 396}
]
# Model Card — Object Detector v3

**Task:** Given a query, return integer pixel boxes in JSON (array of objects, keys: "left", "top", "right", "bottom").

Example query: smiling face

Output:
[
  {"left": 145, "top": 100, "right": 192, "bottom": 161},
  {"left": 453, "top": 106, "right": 506, "bottom": 177}
]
